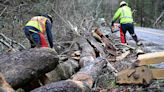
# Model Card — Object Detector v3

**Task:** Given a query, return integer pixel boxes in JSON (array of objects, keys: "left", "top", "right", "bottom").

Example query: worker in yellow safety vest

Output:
[
  {"left": 111, "top": 1, "right": 141, "bottom": 46},
  {"left": 24, "top": 14, "right": 54, "bottom": 48}
]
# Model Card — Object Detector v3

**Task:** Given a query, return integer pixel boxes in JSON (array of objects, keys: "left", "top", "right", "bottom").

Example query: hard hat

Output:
[
  {"left": 42, "top": 14, "right": 53, "bottom": 23},
  {"left": 98, "top": 18, "right": 106, "bottom": 25},
  {"left": 100, "top": 18, "right": 105, "bottom": 23},
  {"left": 120, "top": 1, "right": 127, "bottom": 7}
]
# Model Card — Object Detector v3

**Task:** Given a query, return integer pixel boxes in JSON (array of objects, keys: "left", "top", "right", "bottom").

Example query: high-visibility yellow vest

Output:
[
  {"left": 26, "top": 16, "right": 48, "bottom": 33},
  {"left": 113, "top": 6, "right": 133, "bottom": 24}
]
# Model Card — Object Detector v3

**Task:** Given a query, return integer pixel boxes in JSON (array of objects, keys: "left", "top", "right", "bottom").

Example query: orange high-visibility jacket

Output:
[{"left": 26, "top": 16, "right": 48, "bottom": 33}]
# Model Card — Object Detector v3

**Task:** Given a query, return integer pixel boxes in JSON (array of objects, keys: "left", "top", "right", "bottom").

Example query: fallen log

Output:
[
  {"left": 87, "top": 36, "right": 106, "bottom": 57},
  {"left": 31, "top": 80, "right": 91, "bottom": 92},
  {"left": 31, "top": 58, "right": 106, "bottom": 92},
  {"left": 0, "top": 48, "right": 59, "bottom": 89},
  {"left": 137, "top": 51, "right": 164, "bottom": 66},
  {"left": 77, "top": 37, "right": 96, "bottom": 67},
  {"left": 46, "top": 38, "right": 100, "bottom": 82},
  {"left": 92, "top": 27, "right": 116, "bottom": 56},
  {"left": 46, "top": 33, "right": 109, "bottom": 82},
  {"left": 47, "top": 38, "right": 96, "bottom": 83},
  {"left": 46, "top": 59, "right": 80, "bottom": 83},
  {"left": 40, "top": 36, "right": 106, "bottom": 84},
  {"left": 31, "top": 35, "right": 108, "bottom": 92},
  {"left": 72, "top": 58, "right": 106, "bottom": 88}
]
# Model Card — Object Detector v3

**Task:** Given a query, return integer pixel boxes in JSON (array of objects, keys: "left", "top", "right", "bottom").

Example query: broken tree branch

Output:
[
  {"left": 0, "top": 6, "right": 7, "bottom": 17},
  {"left": 51, "top": 6, "right": 78, "bottom": 36},
  {"left": 0, "top": 39, "right": 12, "bottom": 49},
  {"left": 0, "top": 33, "right": 26, "bottom": 50},
  {"left": 153, "top": 11, "right": 164, "bottom": 27}
]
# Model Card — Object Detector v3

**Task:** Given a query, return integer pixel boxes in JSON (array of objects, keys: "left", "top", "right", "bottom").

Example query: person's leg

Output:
[
  {"left": 24, "top": 27, "right": 36, "bottom": 48},
  {"left": 38, "top": 33, "right": 48, "bottom": 47},
  {"left": 120, "top": 24, "right": 127, "bottom": 44},
  {"left": 127, "top": 23, "right": 139, "bottom": 43},
  {"left": 32, "top": 33, "right": 41, "bottom": 48}
]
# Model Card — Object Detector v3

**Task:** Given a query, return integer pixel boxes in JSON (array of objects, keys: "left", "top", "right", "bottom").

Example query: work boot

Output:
[
  {"left": 137, "top": 41, "right": 142, "bottom": 46},
  {"left": 136, "top": 46, "right": 145, "bottom": 56},
  {"left": 121, "top": 43, "right": 129, "bottom": 52}
]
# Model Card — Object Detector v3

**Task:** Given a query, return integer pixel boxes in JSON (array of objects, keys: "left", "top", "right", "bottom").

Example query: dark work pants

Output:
[
  {"left": 120, "top": 23, "right": 138, "bottom": 43},
  {"left": 24, "top": 27, "right": 41, "bottom": 48}
]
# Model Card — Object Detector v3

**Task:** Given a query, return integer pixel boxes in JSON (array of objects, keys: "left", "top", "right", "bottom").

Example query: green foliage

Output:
[{"left": 128, "top": 0, "right": 163, "bottom": 28}]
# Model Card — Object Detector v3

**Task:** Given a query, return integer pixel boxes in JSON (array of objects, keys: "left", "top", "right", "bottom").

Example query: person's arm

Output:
[
  {"left": 111, "top": 8, "right": 121, "bottom": 26},
  {"left": 46, "top": 20, "right": 53, "bottom": 48}
]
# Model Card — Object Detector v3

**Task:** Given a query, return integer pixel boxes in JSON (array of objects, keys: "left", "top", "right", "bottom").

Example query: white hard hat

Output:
[
  {"left": 98, "top": 18, "right": 106, "bottom": 25},
  {"left": 100, "top": 18, "right": 105, "bottom": 23},
  {"left": 120, "top": 1, "right": 127, "bottom": 6}
]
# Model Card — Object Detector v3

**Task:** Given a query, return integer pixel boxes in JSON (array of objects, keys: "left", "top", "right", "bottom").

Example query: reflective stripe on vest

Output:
[
  {"left": 121, "top": 16, "right": 132, "bottom": 19},
  {"left": 29, "top": 29, "right": 38, "bottom": 33},
  {"left": 121, "top": 7, "right": 132, "bottom": 19},
  {"left": 26, "top": 16, "right": 48, "bottom": 33}
]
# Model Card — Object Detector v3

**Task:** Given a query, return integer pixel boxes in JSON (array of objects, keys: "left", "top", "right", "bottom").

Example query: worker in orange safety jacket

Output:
[
  {"left": 23, "top": 14, "right": 53, "bottom": 48},
  {"left": 22, "top": 14, "right": 54, "bottom": 91}
]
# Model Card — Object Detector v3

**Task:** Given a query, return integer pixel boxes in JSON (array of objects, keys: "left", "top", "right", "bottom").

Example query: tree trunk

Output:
[
  {"left": 31, "top": 58, "right": 106, "bottom": 92},
  {"left": 78, "top": 37, "right": 96, "bottom": 67},
  {"left": 46, "top": 37, "right": 103, "bottom": 83},
  {"left": 31, "top": 80, "right": 91, "bottom": 92},
  {"left": 46, "top": 59, "right": 80, "bottom": 83},
  {"left": 93, "top": 28, "right": 116, "bottom": 56},
  {"left": 0, "top": 48, "right": 59, "bottom": 89},
  {"left": 72, "top": 58, "right": 106, "bottom": 88},
  {"left": 87, "top": 36, "right": 106, "bottom": 57},
  {"left": 31, "top": 37, "right": 107, "bottom": 92}
]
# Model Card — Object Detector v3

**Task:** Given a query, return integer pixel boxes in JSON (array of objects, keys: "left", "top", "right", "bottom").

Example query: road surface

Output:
[
  {"left": 115, "top": 27, "right": 164, "bottom": 46},
  {"left": 135, "top": 27, "right": 164, "bottom": 46},
  {"left": 113, "top": 26, "right": 164, "bottom": 52}
]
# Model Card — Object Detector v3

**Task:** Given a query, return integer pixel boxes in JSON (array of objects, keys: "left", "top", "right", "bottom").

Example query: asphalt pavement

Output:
[
  {"left": 113, "top": 26, "right": 164, "bottom": 52},
  {"left": 135, "top": 27, "right": 164, "bottom": 46}
]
